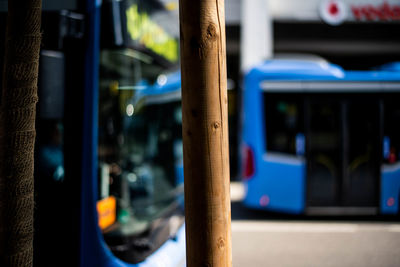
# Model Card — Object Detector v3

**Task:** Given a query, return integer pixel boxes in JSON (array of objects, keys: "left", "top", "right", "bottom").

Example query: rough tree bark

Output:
[
  {"left": 0, "top": 0, "right": 42, "bottom": 266},
  {"left": 179, "top": 0, "right": 232, "bottom": 266}
]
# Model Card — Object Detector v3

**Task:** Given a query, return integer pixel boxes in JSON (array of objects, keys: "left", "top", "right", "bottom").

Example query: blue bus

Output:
[
  {"left": 241, "top": 58, "right": 400, "bottom": 215},
  {"left": 1, "top": 0, "right": 184, "bottom": 266}
]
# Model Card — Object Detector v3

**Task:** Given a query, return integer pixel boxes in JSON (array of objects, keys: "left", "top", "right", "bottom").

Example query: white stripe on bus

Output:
[{"left": 260, "top": 81, "right": 400, "bottom": 93}]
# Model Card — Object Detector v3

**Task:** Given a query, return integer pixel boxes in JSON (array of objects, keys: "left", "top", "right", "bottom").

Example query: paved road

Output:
[{"left": 230, "top": 182, "right": 400, "bottom": 267}]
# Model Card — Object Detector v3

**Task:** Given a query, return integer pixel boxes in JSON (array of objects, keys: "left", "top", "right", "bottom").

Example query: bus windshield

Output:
[{"left": 98, "top": 48, "right": 183, "bottom": 262}]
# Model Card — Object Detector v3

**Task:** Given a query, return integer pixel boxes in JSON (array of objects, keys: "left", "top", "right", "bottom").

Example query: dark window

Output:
[
  {"left": 384, "top": 95, "right": 400, "bottom": 164},
  {"left": 264, "top": 93, "right": 304, "bottom": 155}
]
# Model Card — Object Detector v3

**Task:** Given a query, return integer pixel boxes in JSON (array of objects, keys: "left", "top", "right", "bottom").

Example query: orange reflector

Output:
[{"left": 97, "top": 196, "right": 116, "bottom": 230}]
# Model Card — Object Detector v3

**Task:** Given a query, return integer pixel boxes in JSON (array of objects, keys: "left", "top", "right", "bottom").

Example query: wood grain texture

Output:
[{"left": 179, "top": 0, "right": 232, "bottom": 266}]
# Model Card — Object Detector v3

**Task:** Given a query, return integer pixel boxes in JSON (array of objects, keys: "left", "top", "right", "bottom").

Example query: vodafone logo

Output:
[
  {"left": 319, "top": 1, "right": 400, "bottom": 24},
  {"left": 351, "top": 2, "right": 400, "bottom": 21},
  {"left": 319, "top": 0, "right": 347, "bottom": 25}
]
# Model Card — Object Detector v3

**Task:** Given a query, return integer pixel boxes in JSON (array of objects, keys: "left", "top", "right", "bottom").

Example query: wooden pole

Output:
[
  {"left": 0, "top": 0, "right": 42, "bottom": 266},
  {"left": 179, "top": 1, "right": 232, "bottom": 266}
]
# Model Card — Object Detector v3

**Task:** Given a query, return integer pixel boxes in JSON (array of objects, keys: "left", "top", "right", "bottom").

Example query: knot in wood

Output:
[
  {"left": 217, "top": 237, "right": 225, "bottom": 249},
  {"left": 206, "top": 24, "right": 218, "bottom": 41},
  {"left": 212, "top": 121, "right": 221, "bottom": 129}
]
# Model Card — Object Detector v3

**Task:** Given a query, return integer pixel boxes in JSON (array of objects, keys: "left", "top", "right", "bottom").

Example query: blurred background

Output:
[
  {"left": 1, "top": 0, "right": 400, "bottom": 266},
  {"left": 225, "top": 0, "right": 400, "bottom": 180},
  {"left": 226, "top": 1, "right": 400, "bottom": 266}
]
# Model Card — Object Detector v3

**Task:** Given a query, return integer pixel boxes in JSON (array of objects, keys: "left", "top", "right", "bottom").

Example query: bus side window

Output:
[{"left": 264, "top": 94, "right": 304, "bottom": 155}]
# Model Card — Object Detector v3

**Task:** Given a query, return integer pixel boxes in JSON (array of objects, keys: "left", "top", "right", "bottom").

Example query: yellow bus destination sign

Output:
[{"left": 126, "top": 4, "right": 179, "bottom": 62}]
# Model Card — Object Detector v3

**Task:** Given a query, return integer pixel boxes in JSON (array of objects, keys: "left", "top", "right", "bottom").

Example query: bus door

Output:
[
  {"left": 306, "top": 95, "right": 342, "bottom": 207},
  {"left": 306, "top": 94, "right": 381, "bottom": 212},
  {"left": 343, "top": 96, "right": 380, "bottom": 207}
]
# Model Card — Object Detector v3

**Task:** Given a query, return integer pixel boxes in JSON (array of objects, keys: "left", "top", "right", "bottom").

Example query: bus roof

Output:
[
  {"left": 377, "top": 62, "right": 400, "bottom": 72},
  {"left": 152, "top": 71, "right": 181, "bottom": 93},
  {"left": 249, "top": 59, "right": 400, "bottom": 81},
  {"left": 131, "top": 71, "right": 181, "bottom": 106},
  {"left": 134, "top": 71, "right": 181, "bottom": 96}
]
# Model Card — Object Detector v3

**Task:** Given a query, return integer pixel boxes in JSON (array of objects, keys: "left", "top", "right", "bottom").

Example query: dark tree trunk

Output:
[{"left": 0, "top": 0, "right": 42, "bottom": 266}]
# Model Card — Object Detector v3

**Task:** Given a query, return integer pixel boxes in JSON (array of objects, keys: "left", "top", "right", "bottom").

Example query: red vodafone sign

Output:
[
  {"left": 319, "top": 0, "right": 347, "bottom": 25},
  {"left": 351, "top": 2, "right": 400, "bottom": 21},
  {"left": 319, "top": 0, "right": 400, "bottom": 25}
]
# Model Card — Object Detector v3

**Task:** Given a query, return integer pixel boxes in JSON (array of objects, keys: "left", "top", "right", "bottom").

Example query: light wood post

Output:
[{"left": 179, "top": 0, "right": 232, "bottom": 266}]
